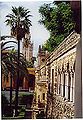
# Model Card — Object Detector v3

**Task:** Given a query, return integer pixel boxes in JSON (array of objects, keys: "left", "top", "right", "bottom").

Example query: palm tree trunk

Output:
[
  {"left": 10, "top": 72, "right": 12, "bottom": 115},
  {"left": 15, "top": 38, "right": 20, "bottom": 116},
  {"left": 1, "top": 54, "right": 2, "bottom": 91}
]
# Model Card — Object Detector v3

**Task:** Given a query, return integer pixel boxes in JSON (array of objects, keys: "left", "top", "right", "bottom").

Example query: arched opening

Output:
[{"left": 28, "top": 74, "right": 35, "bottom": 92}]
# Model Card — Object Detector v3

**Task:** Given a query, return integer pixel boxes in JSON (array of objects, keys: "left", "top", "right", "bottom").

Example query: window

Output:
[
  {"left": 68, "top": 71, "right": 75, "bottom": 102},
  {"left": 63, "top": 73, "right": 65, "bottom": 97},
  {"left": 61, "top": 73, "right": 64, "bottom": 97},
  {"left": 68, "top": 72, "right": 71, "bottom": 100},
  {"left": 72, "top": 72, "right": 75, "bottom": 102},
  {"left": 70, "top": 71, "right": 75, "bottom": 102},
  {"left": 19, "top": 79, "right": 23, "bottom": 88},
  {"left": 57, "top": 72, "right": 61, "bottom": 95},
  {"left": 43, "top": 93, "right": 45, "bottom": 100},
  {"left": 52, "top": 69, "right": 54, "bottom": 93},
  {"left": 59, "top": 74, "right": 61, "bottom": 94},
  {"left": 57, "top": 72, "right": 59, "bottom": 94},
  {"left": 38, "top": 95, "right": 40, "bottom": 103},
  {"left": 48, "top": 82, "right": 50, "bottom": 93}
]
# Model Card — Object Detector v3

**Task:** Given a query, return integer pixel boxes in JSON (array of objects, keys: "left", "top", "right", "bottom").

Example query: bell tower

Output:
[{"left": 22, "top": 32, "right": 33, "bottom": 61}]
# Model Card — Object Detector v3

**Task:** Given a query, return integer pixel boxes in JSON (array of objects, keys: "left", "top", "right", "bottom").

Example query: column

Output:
[
  {"left": 68, "top": 72, "right": 71, "bottom": 101},
  {"left": 58, "top": 73, "right": 60, "bottom": 94},
  {"left": 75, "top": 40, "right": 82, "bottom": 118},
  {"left": 63, "top": 73, "right": 65, "bottom": 97},
  {"left": 65, "top": 72, "right": 68, "bottom": 99},
  {"left": 70, "top": 72, "right": 73, "bottom": 102}
]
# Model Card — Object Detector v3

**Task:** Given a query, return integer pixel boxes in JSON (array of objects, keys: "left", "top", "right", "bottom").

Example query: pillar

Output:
[{"left": 75, "top": 40, "right": 82, "bottom": 118}]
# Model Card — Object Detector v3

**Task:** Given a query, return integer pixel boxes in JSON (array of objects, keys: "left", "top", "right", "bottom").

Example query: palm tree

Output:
[
  {"left": 5, "top": 6, "right": 32, "bottom": 116},
  {"left": 5, "top": 6, "right": 32, "bottom": 38},
  {"left": 1, "top": 39, "right": 17, "bottom": 116},
  {"left": 1, "top": 39, "right": 30, "bottom": 116},
  {"left": 1, "top": 40, "right": 17, "bottom": 84},
  {"left": 1, "top": 40, "right": 30, "bottom": 86}
]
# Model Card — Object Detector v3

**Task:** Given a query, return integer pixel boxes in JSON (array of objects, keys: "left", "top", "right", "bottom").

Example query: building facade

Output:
[
  {"left": 2, "top": 68, "right": 35, "bottom": 91},
  {"left": 34, "top": 31, "right": 80, "bottom": 118},
  {"left": 32, "top": 46, "right": 49, "bottom": 118}
]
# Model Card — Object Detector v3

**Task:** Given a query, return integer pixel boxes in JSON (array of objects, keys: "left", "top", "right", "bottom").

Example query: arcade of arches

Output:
[{"left": 34, "top": 31, "right": 80, "bottom": 118}]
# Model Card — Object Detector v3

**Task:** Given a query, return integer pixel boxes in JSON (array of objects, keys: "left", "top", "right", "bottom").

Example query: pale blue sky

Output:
[{"left": 0, "top": 1, "right": 53, "bottom": 56}]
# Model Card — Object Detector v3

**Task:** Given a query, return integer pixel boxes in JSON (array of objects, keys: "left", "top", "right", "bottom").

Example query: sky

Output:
[{"left": 0, "top": 1, "right": 53, "bottom": 57}]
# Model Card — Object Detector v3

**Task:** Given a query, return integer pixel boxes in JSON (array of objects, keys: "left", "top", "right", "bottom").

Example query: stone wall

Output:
[
  {"left": 47, "top": 94, "right": 74, "bottom": 119},
  {"left": 46, "top": 31, "right": 80, "bottom": 119},
  {"left": 53, "top": 94, "right": 74, "bottom": 119},
  {"left": 34, "top": 31, "right": 80, "bottom": 119},
  {"left": 46, "top": 94, "right": 52, "bottom": 118}
]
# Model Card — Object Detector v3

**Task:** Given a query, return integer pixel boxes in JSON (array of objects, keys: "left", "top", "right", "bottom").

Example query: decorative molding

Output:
[{"left": 46, "top": 32, "right": 80, "bottom": 65}]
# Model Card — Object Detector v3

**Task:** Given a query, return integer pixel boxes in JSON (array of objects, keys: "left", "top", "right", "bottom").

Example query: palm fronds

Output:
[
  {"left": 5, "top": 6, "right": 32, "bottom": 38},
  {"left": 1, "top": 40, "right": 30, "bottom": 82}
]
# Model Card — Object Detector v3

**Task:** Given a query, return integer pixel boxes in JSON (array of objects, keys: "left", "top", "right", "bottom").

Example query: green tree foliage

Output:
[{"left": 39, "top": 2, "right": 75, "bottom": 52}]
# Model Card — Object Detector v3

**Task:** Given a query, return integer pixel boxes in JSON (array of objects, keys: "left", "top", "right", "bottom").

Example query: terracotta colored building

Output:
[{"left": 2, "top": 68, "right": 35, "bottom": 91}]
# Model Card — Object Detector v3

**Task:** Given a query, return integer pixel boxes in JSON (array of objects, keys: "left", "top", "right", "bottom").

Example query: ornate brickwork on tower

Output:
[
  {"left": 37, "top": 45, "right": 49, "bottom": 66},
  {"left": 22, "top": 33, "right": 33, "bottom": 61},
  {"left": 32, "top": 46, "right": 49, "bottom": 118}
]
